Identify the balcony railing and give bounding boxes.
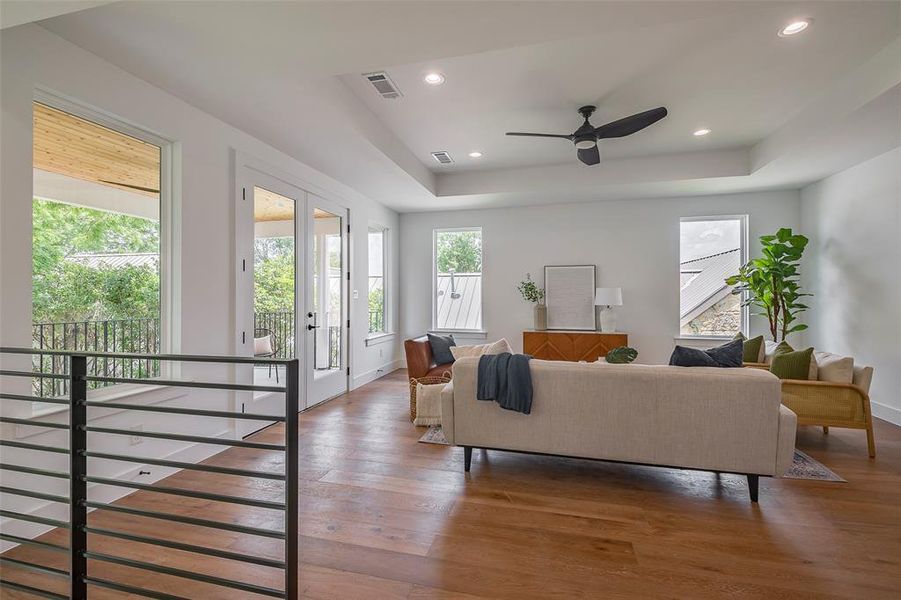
[32,318,161,398]
[368,309,384,334]
[254,310,295,359]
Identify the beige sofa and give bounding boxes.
[441,357,797,502]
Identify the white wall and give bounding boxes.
[0,24,401,547]
[801,147,901,425]
[400,190,800,365]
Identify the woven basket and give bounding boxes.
[409,375,451,422]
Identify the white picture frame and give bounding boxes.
[544,265,596,330]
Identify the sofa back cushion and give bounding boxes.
[814,351,854,384]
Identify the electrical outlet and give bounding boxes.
[129,425,143,446]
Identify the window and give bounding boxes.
[32,100,168,398]
[679,216,747,337]
[433,228,482,332]
[368,226,387,335]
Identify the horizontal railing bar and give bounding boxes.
[1,346,293,365]
[0,533,69,553]
[0,416,68,429]
[85,551,287,597]
[83,476,285,510]
[83,451,285,480]
[84,426,286,450]
[0,485,69,504]
[82,501,285,539]
[0,463,69,479]
[0,509,69,529]
[0,556,69,578]
[0,440,69,454]
[85,576,190,600]
[85,375,284,393]
[0,369,68,380]
[0,393,68,405]
[0,578,68,600]
[84,526,286,570]
[85,401,285,422]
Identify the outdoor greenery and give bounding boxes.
[436,230,481,273]
[254,238,295,313]
[516,273,545,304]
[725,227,811,342]
[32,199,160,323]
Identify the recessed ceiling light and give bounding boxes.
[779,19,811,37]
[693,128,711,137]
[468,151,483,158]
[423,72,445,86]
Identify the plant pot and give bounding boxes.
[533,304,547,331]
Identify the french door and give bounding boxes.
[235,167,348,427]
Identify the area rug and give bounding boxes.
[782,449,846,482]
[418,425,449,445]
[418,427,845,482]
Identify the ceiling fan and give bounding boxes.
[506,105,668,166]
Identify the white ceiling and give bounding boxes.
[36,1,901,212]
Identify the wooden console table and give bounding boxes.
[523,330,628,362]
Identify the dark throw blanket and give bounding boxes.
[477,352,533,414]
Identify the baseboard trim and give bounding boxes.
[352,359,403,389]
[872,400,901,426]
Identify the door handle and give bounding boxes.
[307,324,319,330]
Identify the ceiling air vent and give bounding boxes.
[364,71,402,99]
[431,151,453,165]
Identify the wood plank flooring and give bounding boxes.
[3,369,900,599]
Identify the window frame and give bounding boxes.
[431,226,485,334]
[677,214,749,339]
[31,90,178,411]
[366,223,389,339]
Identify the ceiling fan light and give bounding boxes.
[574,138,597,150]
[779,19,811,37]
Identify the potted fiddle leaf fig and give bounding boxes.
[725,228,811,342]
[517,273,547,331]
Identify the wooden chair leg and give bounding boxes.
[866,424,876,458]
[822,426,829,435]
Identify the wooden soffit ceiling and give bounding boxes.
[33,102,160,198]
[253,187,336,222]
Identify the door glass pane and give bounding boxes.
[313,208,342,372]
[253,187,295,383]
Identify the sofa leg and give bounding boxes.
[822,426,829,435]
[464,446,472,472]
[747,474,759,503]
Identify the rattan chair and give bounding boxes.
[254,328,279,383]
[745,362,876,457]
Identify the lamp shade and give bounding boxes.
[594,287,622,306]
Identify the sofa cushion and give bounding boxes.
[428,333,456,365]
[853,365,874,394]
[734,332,765,363]
[770,342,815,380]
[450,338,512,360]
[814,351,854,384]
[669,338,743,368]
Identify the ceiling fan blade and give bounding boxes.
[593,107,667,139]
[577,146,600,166]
[99,179,160,194]
[506,132,574,140]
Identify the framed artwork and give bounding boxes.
[544,265,596,330]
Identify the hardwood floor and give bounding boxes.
[3,369,900,599]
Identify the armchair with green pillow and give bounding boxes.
[744,339,876,457]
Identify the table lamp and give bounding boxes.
[594,287,623,333]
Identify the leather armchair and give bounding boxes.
[404,336,453,380]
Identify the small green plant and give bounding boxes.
[517,273,545,304]
[606,346,638,364]
[725,227,811,342]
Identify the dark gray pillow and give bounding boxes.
[428,333,456,364]
[669,338,743,368]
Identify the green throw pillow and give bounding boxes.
[769,342,814,380]
[732,332,764,363]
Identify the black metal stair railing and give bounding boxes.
[0,347,299,599]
